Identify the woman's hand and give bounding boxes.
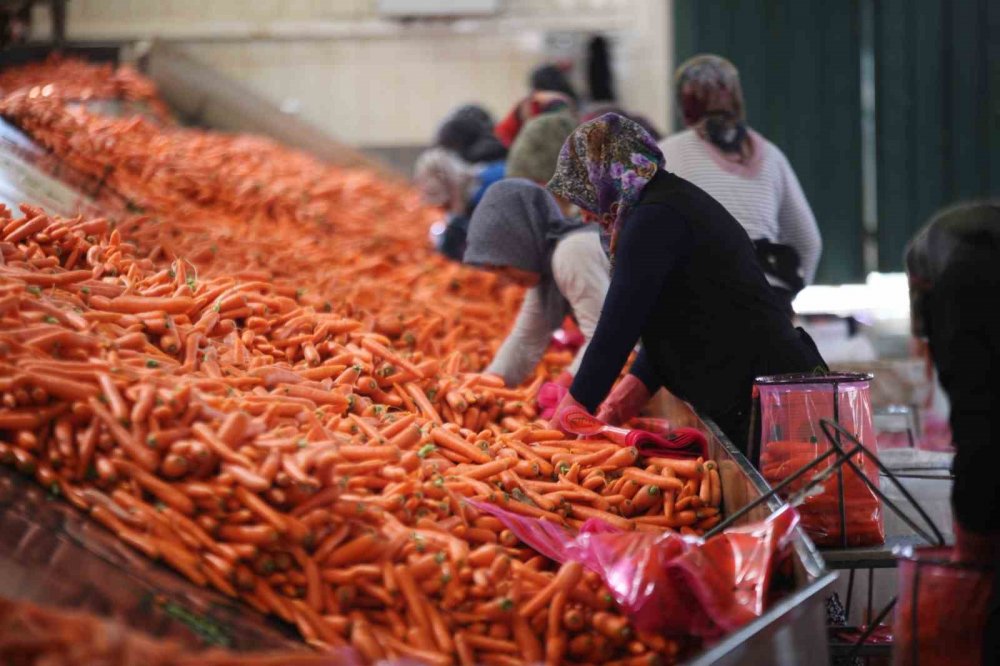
[595,374,651,425]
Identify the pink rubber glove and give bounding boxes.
[595,374,651,426]
[537,381,569,420]
[537,372,575,419]
[548,390,589,434]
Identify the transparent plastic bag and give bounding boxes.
[757,375,885,547]
[471,499,800,639]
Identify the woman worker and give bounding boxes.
[463,177,609,389]
[905,202,1000,558]
[661,55,822,311]
[417,104,508,260]
[904,201,1000,660]
[546,113,826,450]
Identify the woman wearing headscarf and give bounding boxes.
[546,113,826,450]
[530,63,578,103]
[413,148,475,260]
[419,104,508,260]
[904,201,1000,661]
[464,179,609,388]
[436,104,507,164]
[505,111,578,185]
[661,55,822,311]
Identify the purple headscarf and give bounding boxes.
[546,112,664,256]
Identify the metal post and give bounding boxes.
[859,0,879,274]
[833,380,848,548]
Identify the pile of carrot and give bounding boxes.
[0,61,725,665]
[0,54,172,122]
[0,87,553,393]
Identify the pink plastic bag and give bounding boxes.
[757,374,885,547]
[470,500,800,638]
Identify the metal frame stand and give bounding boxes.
[709,418,945,664]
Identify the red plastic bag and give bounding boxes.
[470,500,800,639]
[757,375,885,547]
[893,547,996,666]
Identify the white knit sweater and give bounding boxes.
[487,230,610,386]
[659,129,822,285]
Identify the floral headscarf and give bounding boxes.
[546,112,664,256]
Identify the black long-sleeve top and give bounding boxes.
[926,246,1000,533]
[569,170,825,446]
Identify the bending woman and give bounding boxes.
[546,113,825,450]
[464,179,609,387]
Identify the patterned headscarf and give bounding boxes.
[546,113,664,256]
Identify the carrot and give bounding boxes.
[5,214,47,242]
[709,464,722,507]
[3,268,93,285]
[234,485,287,533]
[394,564,433,640]
[622,468,685,492]
[88,398,159,472]
[465,634,519,653]
[649,457,704,478]
[431,427,491,464]
[96,373,128,422]
[129,384,157,425]
[593,611,633,645]
[570,504,633,531]
[217,411,250,446]
[520,560,583,619]
[523,429,567,443]
[218,524,279,546]
[603,446,640,468]
[511,610,543,663]
[662,488,676,521]
[361,337,425,378]
[455,631,477,666]
[113,459,195,515]
[191,422,254,468]
[350,617,387,662]
[326,533,383,567]
[91,294,195,315]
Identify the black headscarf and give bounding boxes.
[530,64,578,103]
[436,104,507,163]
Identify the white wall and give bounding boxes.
[36,0,673,148]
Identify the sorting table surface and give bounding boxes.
[0,466,303,652]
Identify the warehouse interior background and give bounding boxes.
[26,0,999,284]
